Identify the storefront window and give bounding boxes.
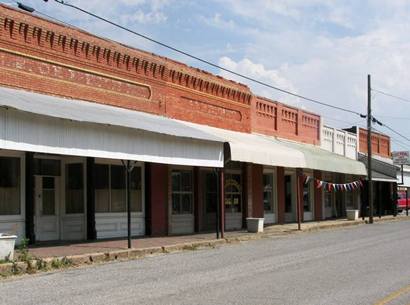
[324,190,332,208]
[303,183,312,212]
[95,164,142,213]
[65,163,84,214]
[225,173,242,213]
[171,170,193,214]
[95,164,109,213]
[345,191,354,209]
[263,174,274,212]
[205,172,217,214]
[111,165,126,212]
[0,157,20,215]
[285,175,292,213]
[130,168,142,212]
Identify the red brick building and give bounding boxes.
[0,5,367,244]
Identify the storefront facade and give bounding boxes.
[0,4,370,245]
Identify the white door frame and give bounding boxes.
[224,168,243,230]
[263,167,277,224]
[200,168,217,231]
[61,157,87,240]
[323,173,335,219]
[303,170,315,221]
[34,175,61,241]
[285,169,296,223]
[169,166,195,235]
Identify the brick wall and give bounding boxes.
[0,5,326,141]
[148,163,168,236]
[0,5,252,132]
[251,96,321,145]
[250,164,264,218]
[358,128,391,158]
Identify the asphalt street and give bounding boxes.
[1,220,410,305]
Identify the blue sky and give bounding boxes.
[3,0,410,150]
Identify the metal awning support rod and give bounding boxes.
[121,160,138,249]
[214,168,220,239]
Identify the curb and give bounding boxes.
[1,216,408,278]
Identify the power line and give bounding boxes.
[37,0,363,117]
[373,127,410,151]
[11,0,410,146]
[372,88,410,104]
[374,115,410,121]
[381,123,410,142]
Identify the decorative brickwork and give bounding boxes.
[251,96,321,144]
[358,128,391,158]
[0,4,323,139]
[0,5,252,132]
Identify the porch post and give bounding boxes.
[296,168,303,230]
[126,160,131,249]
[215,169,220,239]
[219,169,225,238]
[25,152,35,244]
[86,157,97,240]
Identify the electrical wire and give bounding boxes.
[44,0,364,116]
[372,88,410,104]
[9,0,410,145]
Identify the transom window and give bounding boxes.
[0,157,20,215]
[225,173,242,213]
[94,164,142,213]
[171,170,193,214]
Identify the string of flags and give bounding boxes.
[303,175,364,192]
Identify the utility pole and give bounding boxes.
[367,74,374,224]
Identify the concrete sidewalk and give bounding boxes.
[27,214,406,259]
[1,215,407,277]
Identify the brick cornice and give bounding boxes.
[0,5,252,106]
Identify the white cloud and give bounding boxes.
[199,13,237,30]
[218,57,301,106]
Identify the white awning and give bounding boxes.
[276,138,367,176]
[183,122,306,168]
[183,122,367,175]
[0,87,224,167]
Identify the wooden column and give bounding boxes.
[314,170,323,221]
[242,163,248,228]
[25,152,35,244]
[194,167,200,232]
[86,157,97,240]
[277,167,285,224]
[219,169,225,238]
[251,164,264,218]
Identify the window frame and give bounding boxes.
[203,170,217,215]
[263,168,277,214]
[303,170,315,213]
[170,168,194,215]
[224,169,242,214]
[64,162,85,215]
[0,151,25,221]
[94,159,144,215]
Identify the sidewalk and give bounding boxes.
[27,214,406,259]
[1,215,407,277]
